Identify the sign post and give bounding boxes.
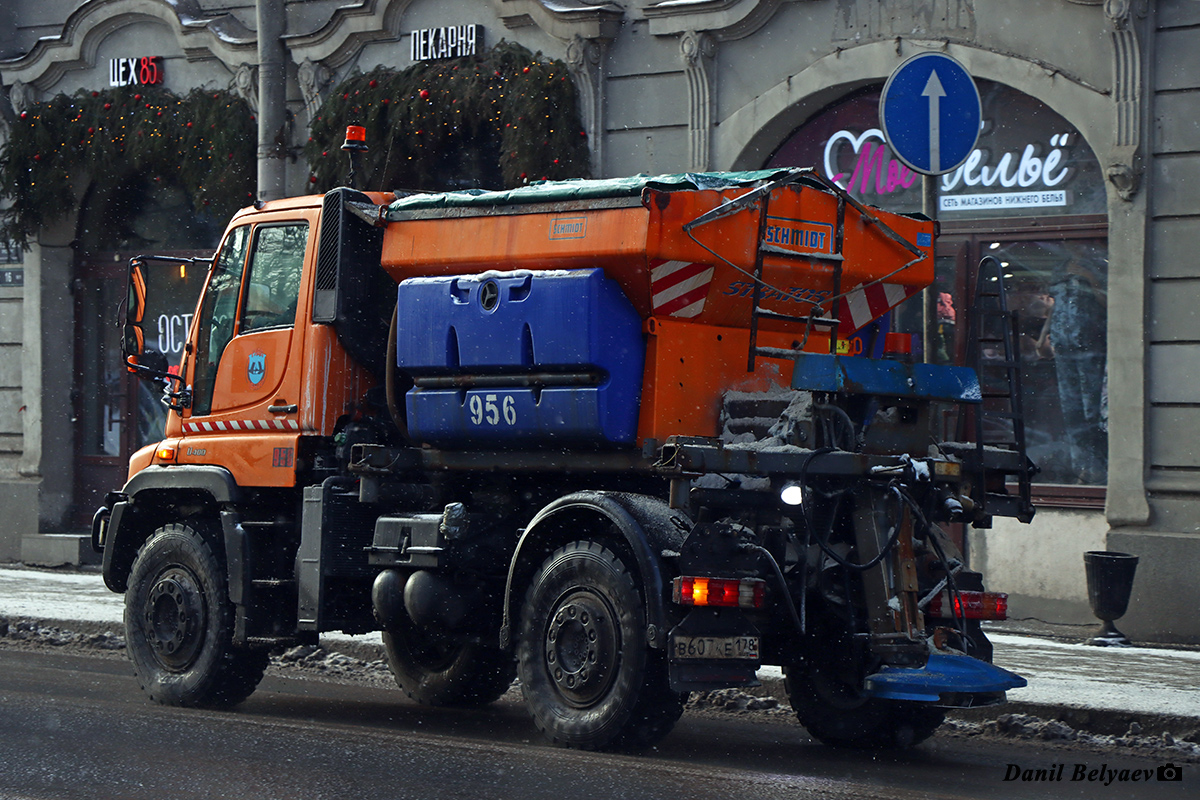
[880,52,980,364]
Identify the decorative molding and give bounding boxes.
[0,0,255,90]
[231,63,259,115]
[8,80,38,114]
[566,34,608,175]
[830,0,975,43]
[1106,0,1145,201]
[497,0,624,40]
[646,0,794,41]
[1104,0,1136,24]
[298,59,334,125]
[282,0,409,69]
[680,30,716,171]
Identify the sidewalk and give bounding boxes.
[3,564,1199,737]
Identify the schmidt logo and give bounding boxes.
[549,216,587,240]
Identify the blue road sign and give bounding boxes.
[879,52,981,176]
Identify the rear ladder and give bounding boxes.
[959,255,1037,523]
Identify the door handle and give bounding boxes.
[268,403,298,414]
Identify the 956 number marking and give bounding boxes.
[672,635,760,660]
[468,393,517,427]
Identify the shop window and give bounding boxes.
[896,232,1109,489]
[989,237,1108,486]
[768,79,1110,500]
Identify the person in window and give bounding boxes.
[934,291,956,364]
[1045,256,1107,484]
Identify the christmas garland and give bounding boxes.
[0,87,255,248]
[0,42,587,248]
[305,41,589,192]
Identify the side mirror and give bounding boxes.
[119,255,210,412]
[123,259,148,369]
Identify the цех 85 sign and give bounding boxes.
[109,57,163,87]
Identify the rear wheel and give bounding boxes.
[124,523,268,707]
[785,665,945,749]
[517,540,682,751]
[382,614,516,707]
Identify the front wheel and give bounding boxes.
[517,540,682,751]
[124,523,268,708]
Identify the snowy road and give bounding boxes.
[2,566,1199,724]
[0,646,1194,800]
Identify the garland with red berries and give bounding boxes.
[0,86,255,248]
[0,42,588,248]
[305,41,589,192]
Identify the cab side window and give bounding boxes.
[240,224,308,332]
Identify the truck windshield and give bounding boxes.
[191,225,251,416]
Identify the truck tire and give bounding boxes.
[381,617,516,707]
[784,666,945,749]
[124,523,268,708]
[517,540,683,751]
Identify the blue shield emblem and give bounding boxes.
[248,351,267,385]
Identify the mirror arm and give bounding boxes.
[126,356,192,411]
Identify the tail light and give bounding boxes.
[672,576,766,609]
[925,590,1008,620]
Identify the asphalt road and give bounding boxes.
[0,646,1193,800]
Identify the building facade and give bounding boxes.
[1,0,1196,641]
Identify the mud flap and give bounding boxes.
[667,607,761,693]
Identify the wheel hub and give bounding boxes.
[143,567,206,671]
[544,591,618,707]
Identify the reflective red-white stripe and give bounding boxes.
[182,419,300,434]
[651,260,714,318]
[837,282,920,336]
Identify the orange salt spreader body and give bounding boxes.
[372,169,934,445]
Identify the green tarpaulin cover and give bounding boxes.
[382,169,801,217]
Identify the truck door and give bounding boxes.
[179,216,314,485]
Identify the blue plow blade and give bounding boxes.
[864,653,1027,703]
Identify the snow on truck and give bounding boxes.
[93,152,1037,751]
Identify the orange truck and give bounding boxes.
[94,162,1035,750]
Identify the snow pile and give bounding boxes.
[1,619,125,650]
[276,644,391,679]
[685,687,789,716]
[944,713,1200,762]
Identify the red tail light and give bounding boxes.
[672,576,766,609]
[926,590,1008,620]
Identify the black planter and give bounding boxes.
[1083,551,1139,647]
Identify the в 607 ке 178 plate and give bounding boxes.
[671,635,760,660]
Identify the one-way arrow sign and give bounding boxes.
[880,52,980,176]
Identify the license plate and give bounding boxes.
[671,635,760,660]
